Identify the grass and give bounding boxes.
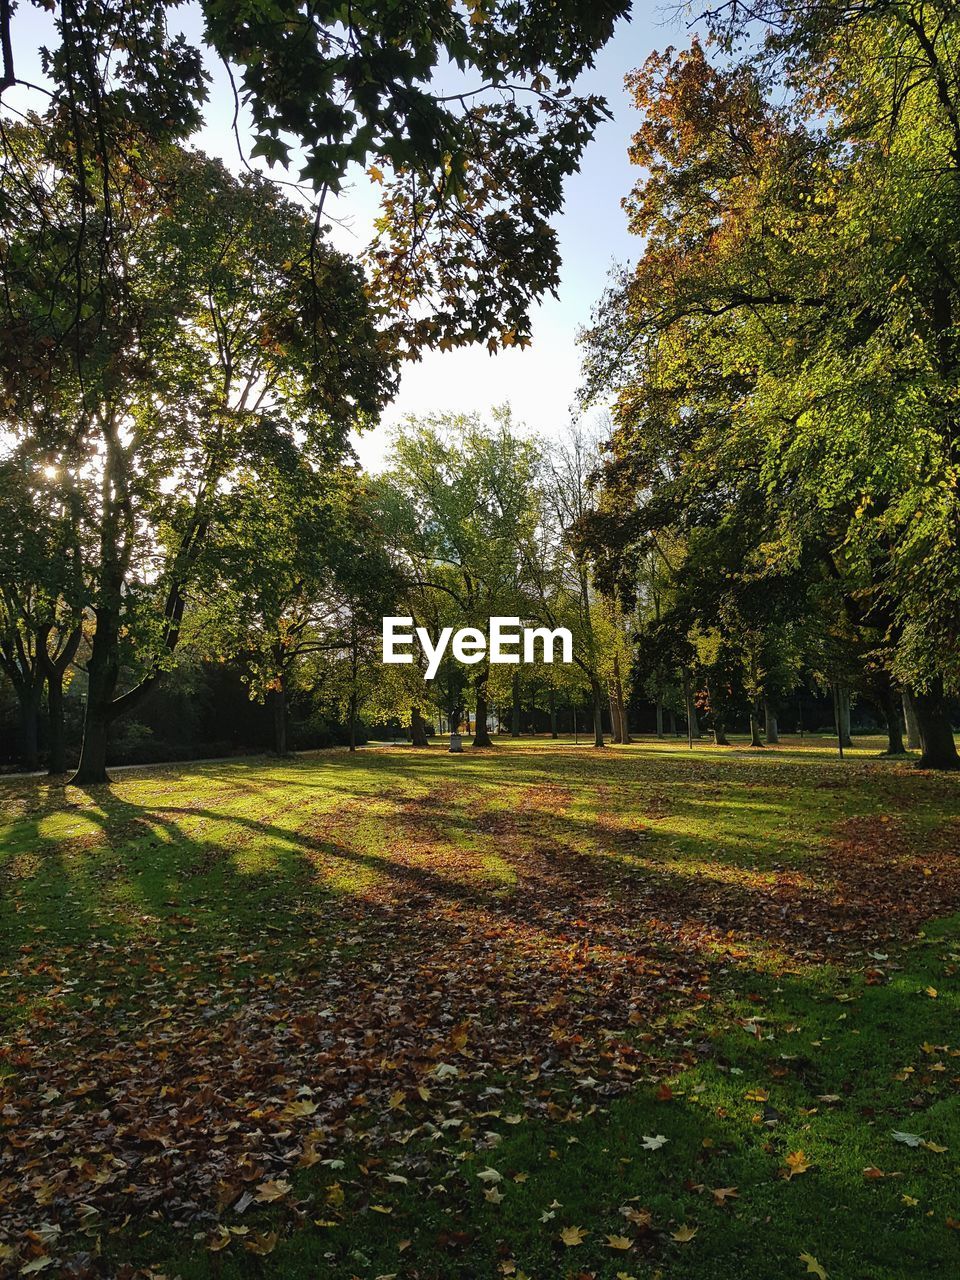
[1,735,959,1280]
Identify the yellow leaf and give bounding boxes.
[560,1225,587,1246]
[255,1178,291,1203]
[368,165,384,183]
[605,1234,634,1250]
[799,1252,827,1280]
[925,987,938,998]
[671,1223,698,1242]
[244,1232,279,1256]
[784,1151,813,1178]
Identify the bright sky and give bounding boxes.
[7,3,689,468]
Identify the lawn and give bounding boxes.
[1,738,959,1280]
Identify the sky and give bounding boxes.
[6,3,691,469]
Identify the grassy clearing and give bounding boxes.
[1,737,959,1279]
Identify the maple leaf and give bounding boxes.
[641,1133,668,1150]
[605,1234,634,1250]
[560,1225,587,1246]
[784,1150,813,1178]
[244,1232,279,1255]
[254,1178,291,1203]
[477,1167,502,1183]
[620,1205,652,1227]
[671,1223,698,1243]
[484,1186,505,1204]
[711,1186,738,1204]
[799,1252,827,1279]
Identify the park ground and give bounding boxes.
[1,737,959,1280]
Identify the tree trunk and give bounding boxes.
[713,721,730,746]
[749,702,764,747]
[272,685,288,756]
[608,690,623,743]
[590,675,605,748]
[47,670,67,775]
[411,706,429,747]
[837,686,853,748]
[879,683,905,756]
[903,689,921,750]
[655,697,664,739]
[40,625,81,777]
[510,672,521,737]
[764,700,779,745]
[18,684,42,772]
[684,676,702,739]
[548,687,558,739]
[473,666,492,747]
[71,604,122,785]
[667,706,677,736]
[348,689,358,753]
[613,653,631,743]
[913,679,960,770]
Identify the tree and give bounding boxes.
[381,410,540,749]
[0,453,85,772]
[0,130,395,783]
[580,24,960,766]
[1,0,632,360]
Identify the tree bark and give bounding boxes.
[40,624,81,776]
[837,686,853,748]
[348,689,358,753]
[903,689,921,750]
[548,687,558,739]
[71,603,122,784]
[913,679,960,770]
[473,665,492,747]
[749,702,764,747]
[613,653,631,743]
[590,675,605,748]
[764,700,779,745]
[411,706,429,747]
[18,684,42,772]
[510,671,521,737]
[655,697,664,739]
[879,685,905,756]
[666,706,677,736]
[47,670,66,775]
[608,689,623,743]
[684,676,702,739]
[713,721,730,746]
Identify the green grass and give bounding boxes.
[1,736,959,1279]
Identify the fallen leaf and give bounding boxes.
[605,1234,634,1250]
[560,1225,587,1246]
[799,1252,827,1280]
[784,1151,813,1178]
